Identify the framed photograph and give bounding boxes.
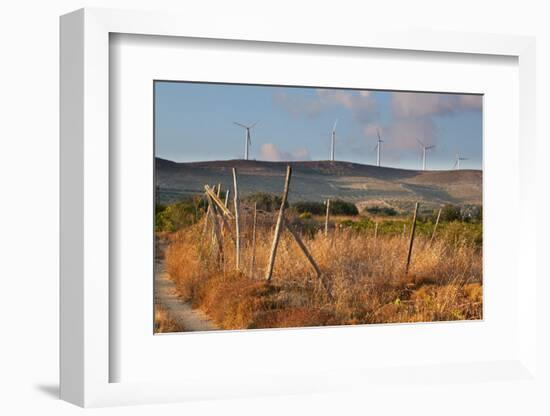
[153,81,483,334]
[60,8,538,408]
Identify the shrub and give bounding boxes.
[292,201,326,215]
[440,204,461,222]
[330,199,359,216]
[364,206,398,216]
[461,205,482,223]
[243,192,286,212]
[440,221,482,248]
[155,198,204,232]
[292,199,358,216]
[340,216,374,232]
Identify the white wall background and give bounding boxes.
[0,1,548,415]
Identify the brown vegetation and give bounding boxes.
[164,210,482,330]
[154,303,185,333]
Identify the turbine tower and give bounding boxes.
[416,139,436,171]
[453,153,468,170]
[330,119,338,161]
[374,129,384,167]
[233,121,257,160]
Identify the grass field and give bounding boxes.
[159,200,482,331]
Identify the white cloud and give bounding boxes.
[272,91,324,118]
[316,89,377,123]
[385,118,436,152]
[353,92,483,161]
[316,89,355,108]
[272,88,481,162]
[272,88,378,124]
[258,143,311,161]
[391,92,482,118]
[363,123,382,138]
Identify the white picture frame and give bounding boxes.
[60,7,538,408]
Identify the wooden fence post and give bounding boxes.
[232,168,241,271]
[324,199,331,237]
[430,208,442,244]
[203,184,215,237]
[206,194,224,266]
[203,203,211,236]
[405,202,420,275]
[374,222,379,239]
[250,202,257,277]
[208,184,217,242]
[204,185,234,219]
[286,223,331,299]
[224,189,230,208]
[265,166,292,282]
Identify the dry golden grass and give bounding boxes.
[154,304,184,333]
[164,213,482,330]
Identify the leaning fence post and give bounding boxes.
[208,184,217,242]
[265,166,292,282]
[224,189,230,208]
[203,202,211,236]
[405,202,420,275]
[232,168,241,271]
[324,199,331,237]
[430,208,442,244]
[250,202,257,277]
[206,194,224,266]
[286,223,332,299]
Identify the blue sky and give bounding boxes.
[154,81,482,170]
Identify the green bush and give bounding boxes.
[292,201,325,215]
[330,200,359,216]
[461,205,482,223]
[440,204,461,222]
[440,221,483,248]
[364,206,398,216]
[243,192,286,212]
[292,199,358,216]
[340,217,374,232]
[155,198,205,232]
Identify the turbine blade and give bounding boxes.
[250,121,258,129]
[426,145,436,150]
[453,160,458,169]
[416,138,425,147]
[377,129,381,140]
[233,122,247,128]
[332,119,338,132]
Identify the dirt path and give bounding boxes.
[155,256,219,332]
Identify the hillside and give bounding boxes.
[156,158,482,210]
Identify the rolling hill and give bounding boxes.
[156,158,482,211]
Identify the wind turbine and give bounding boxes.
[416,139,436,171]
[374,129,384,167]
[233,121,257,160]
[330,119,338,161]
[453,153,468,170]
